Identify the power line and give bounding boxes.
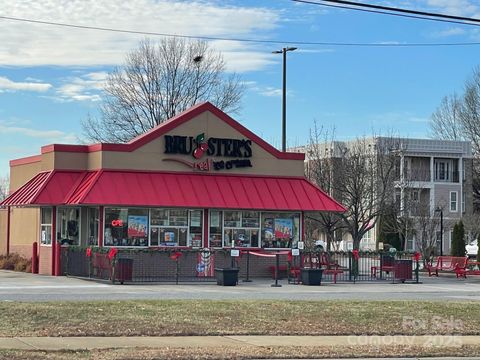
[1,14,480,47]
[293,0,480,27]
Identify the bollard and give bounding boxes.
[54,241,61,276]
[271,253,282,287]
[32,242,38,274]
[243,251,252,282]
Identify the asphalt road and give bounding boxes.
[3,270,480,360]
[1,270,480,302]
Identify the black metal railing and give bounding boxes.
[64,247,420,284]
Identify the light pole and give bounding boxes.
[435,207,443,256]
[272,47,297,152]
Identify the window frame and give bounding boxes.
[450,191,458,212]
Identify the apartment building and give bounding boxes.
[301,137,473,253]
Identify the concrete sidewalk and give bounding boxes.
[0,335,479,351]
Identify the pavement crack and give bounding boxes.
[14,337,39,350]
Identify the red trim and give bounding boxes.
[38,102,305,160]
[55,241,61,276]
[95,167,309,180]
[6,207,10,255]
[32,242,38,274]
[203,209,208,248]
[98,206,104,247]
[10,155,42,167]
[301,212,305,241]
[51,206,56,276]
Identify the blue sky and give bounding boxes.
[1,0,480,175]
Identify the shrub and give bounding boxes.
[0,254,32,273]
[451,221,465,257]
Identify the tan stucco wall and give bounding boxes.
[10,161,42,192]
[53,152,89,170]
[10,208,39,246]
[100,111,304,176]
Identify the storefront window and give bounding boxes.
[149,208,202,247]
[223,211,260,247]
[261,212,300,249]
[189,210,203,248]
[57,207,80,246]
[104,208,149,246]
[40,207,52,245]
[87,207,99,246]
[209,210,223,248]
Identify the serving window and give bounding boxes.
[261,212,300,249]
[57,207,80,246]
[104,207,203,247]
[223,211,260,248]
[104,208,149,246]
[40,207,53,245]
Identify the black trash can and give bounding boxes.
[115,258,133,284]
[301,268,323,286]
[394,259,412,283]
[214,268,239,286]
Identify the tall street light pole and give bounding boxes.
[273,47,297,152]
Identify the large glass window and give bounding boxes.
[189,210,203,248]
[87,207,99,246]
[223,211,260,247]
[104,208,149,246]
[149,208,203,247]
[58,207,80,246]
[209,210,223,247]
[261,212,300,249]
[40,207,52,245]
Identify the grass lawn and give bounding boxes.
[0,300,478,337]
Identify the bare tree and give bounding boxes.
[413,203,440,266]
[0,175,9,201]
[82,38,244,143]
[306,133,400,251]
[430,66,480,210]
[305,123,346,251]
[335,137,399,250]
[429,94,464,141]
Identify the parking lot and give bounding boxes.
[1,270,480,302]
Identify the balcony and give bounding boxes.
[434,170,459,183]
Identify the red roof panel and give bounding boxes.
[0,171,86,207]
[2,170,345,212]
[70,171,345,212]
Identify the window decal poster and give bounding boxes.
[127,215,148,237]
[264,218,274,240]
[274,218,293,239]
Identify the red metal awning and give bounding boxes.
[0,170,86,207]
[2,170,345,212]
[67,170,345,212]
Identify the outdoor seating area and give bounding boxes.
[426,256,468,278]
[64,247,420,285]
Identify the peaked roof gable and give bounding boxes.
[39,102,304,160]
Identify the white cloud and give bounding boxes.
[0,122,77,142]
[0,76,51,92]
[0,0,280,73]
[56,72,107,102]
[425,0,480,17]
[245,81,293,98]
[431,27,466,37]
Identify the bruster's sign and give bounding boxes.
[163,133,253,171]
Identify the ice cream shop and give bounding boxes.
[0,102,344,279]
